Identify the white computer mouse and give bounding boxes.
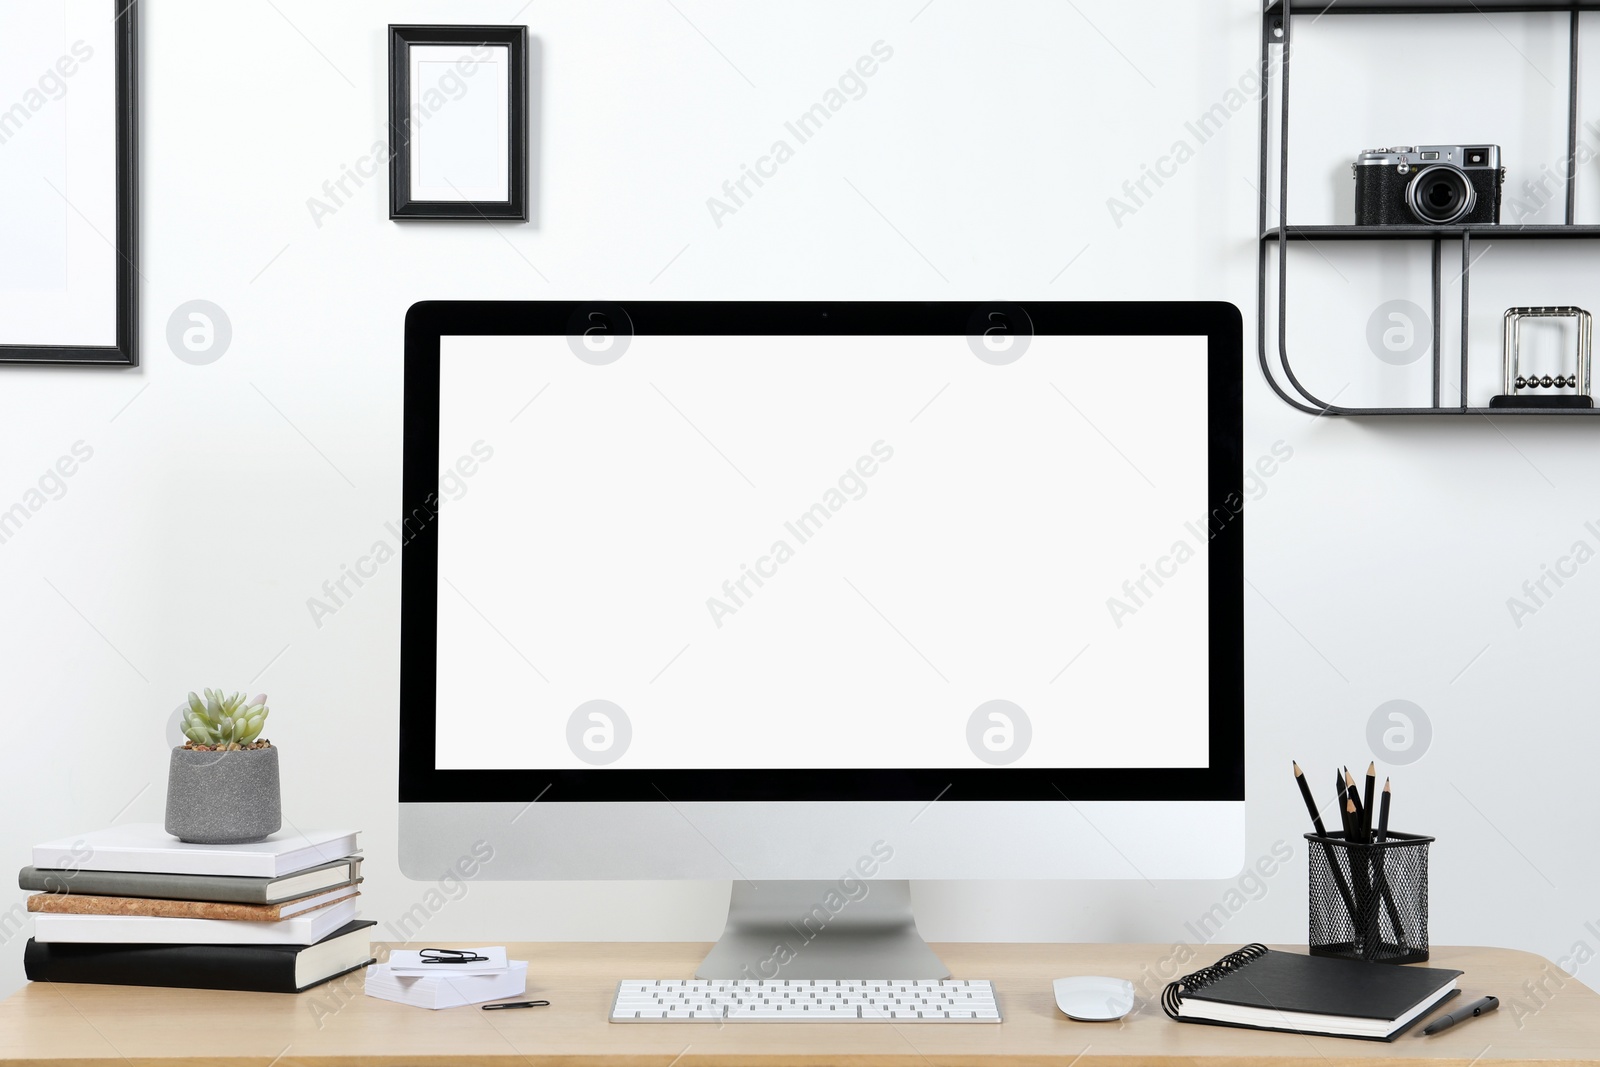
[1053,976,1137,1021]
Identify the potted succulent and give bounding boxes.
[164,690,281,844]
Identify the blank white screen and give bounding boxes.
[434,334,1211,770]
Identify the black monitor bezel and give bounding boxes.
[400,301,1243,803]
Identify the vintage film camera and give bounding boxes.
[1353,145,1504,226]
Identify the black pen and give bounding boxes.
[483,999,550,1010]
[1421,995,1498,1035]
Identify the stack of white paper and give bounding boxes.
[364,948,526,1009]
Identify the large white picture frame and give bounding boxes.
[0,0,137,366]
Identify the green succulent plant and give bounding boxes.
[180,689,270,749]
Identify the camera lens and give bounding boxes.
[1405,164,1476,224]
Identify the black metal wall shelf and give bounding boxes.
[1267,1,1600,14]
[1259,0,1600,415]
[1268,224,1600,241]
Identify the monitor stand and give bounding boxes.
[695,880,950,980]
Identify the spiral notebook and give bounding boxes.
[1162,945,1462,1041]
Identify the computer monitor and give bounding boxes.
[399,301,1243,978]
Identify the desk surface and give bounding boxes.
[0,942,1594,1066]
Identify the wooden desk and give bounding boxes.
[0,943,1595,1066]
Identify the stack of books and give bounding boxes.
[19,824,374,993]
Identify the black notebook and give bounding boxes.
[1162,944,1462,1041]
[23,919,375,994]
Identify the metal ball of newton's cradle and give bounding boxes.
[1516,375,1577,389]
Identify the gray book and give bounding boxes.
[18,856,361,906]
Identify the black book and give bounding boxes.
[23,919,375,994]
[1162,944,1462,1041]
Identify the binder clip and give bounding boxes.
[1490,306,1593,408]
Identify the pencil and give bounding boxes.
[1363,762,1377,840]
[1375,778,1391,844]
[1344,768,1366,842]
[1347,797,1379,957]
[1372,778,1405,945]
[1335,772,1350,836]
[1292,761,1328,835]
[1294,762,1359,923]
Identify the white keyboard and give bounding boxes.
[609,978,1001,1022]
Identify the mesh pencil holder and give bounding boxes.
[1305,831,1432,965]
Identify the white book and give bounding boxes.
[32,824,359,878]
[32,898,358,945]
[364,960,528,1009]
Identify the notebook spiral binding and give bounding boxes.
[1160,943,1269,1019]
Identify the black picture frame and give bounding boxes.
[388,25,527,221]
[399,301,1244,804]
[0,1,139,367]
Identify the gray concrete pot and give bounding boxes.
[164,745,282,844]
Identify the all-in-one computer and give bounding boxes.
[399,301,1243,988]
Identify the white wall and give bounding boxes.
[2,0,1596,998]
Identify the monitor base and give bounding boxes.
[696,880,950,980]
